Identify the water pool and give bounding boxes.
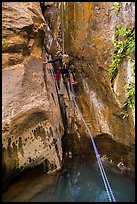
[3,156,135,202]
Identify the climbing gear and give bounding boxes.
[72,81,78,85]
[56,50,62,56]
[69,70,116,202]
[61,2,65,54]
[62,54,69,68]
[33,22,45,32]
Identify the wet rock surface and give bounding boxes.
[94,135,135,178]
[62,2,135,147]
[2,165,59,202]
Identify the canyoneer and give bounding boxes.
[43,50,78,85]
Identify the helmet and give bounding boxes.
[56,50,62,56]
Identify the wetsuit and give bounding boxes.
[48,55,69,75]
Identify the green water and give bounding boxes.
[2,156,135,202]
[30,157,135,202]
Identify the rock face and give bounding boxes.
[2,2,64,189]
[2,2,46,68]
[2,2,135,190]
[2,2,92,190]
[2,55,65,189]
[62,2,135,146]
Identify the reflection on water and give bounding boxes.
[2,156,135,202]
[49,157,135,202]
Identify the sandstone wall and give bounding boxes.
[2,2,64,189]
[2,2,135,189]
[62,2,135,146]
[2,2,91,190]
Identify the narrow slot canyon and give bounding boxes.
[2,2,135,202]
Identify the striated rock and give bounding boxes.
[61,2,135,146]
[2,2,88,191]
[2,2,46,68]
[2,2,135,191]
[2,2,61,187]
[2,55,65,190]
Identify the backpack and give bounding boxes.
[62,54,69,68]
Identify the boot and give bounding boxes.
[72,81,78,85]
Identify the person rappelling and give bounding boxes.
[43,50,78,85]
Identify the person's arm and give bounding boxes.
[43,56,61,64]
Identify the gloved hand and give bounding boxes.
[43,61,48,64]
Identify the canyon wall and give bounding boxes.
[2,2,135,189]
[62,2,135,145]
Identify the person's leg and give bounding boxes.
[61,69,68,83]
[70,73,78,84]
[54,69,61,81]
[62,74,67,83]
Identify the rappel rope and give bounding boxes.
[69,71,116,202]
[61,4,116,202]
[61,2,65,54]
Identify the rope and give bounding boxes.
[69,71,116,202]
[61,2,65,54]
[60,3,116,201]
